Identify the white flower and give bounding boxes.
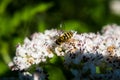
[9,24,120,73]
[110,0,120,16]
[10,30,63,70]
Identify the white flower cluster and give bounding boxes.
[57,24,120,68]
[9,24,120,79]
[9,29,63,70]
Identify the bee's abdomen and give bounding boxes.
[56,31,73,45]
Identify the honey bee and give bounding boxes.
[56,31,73,45]
[107,45,116,56]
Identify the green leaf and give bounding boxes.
[45,65,66,80]
[0,62,8,75]
[96,66,100,73]
[62,20,89,33]
[0,2,53,37]
[0,42,11,64]
[38,20,46,32]
[0,0,12,14]
[12,2,53,23]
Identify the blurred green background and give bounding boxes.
[0,0,120,79]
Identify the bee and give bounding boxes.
[56,31,73,45]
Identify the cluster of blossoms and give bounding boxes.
[9,29,62,70]
[9,24,120,80]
